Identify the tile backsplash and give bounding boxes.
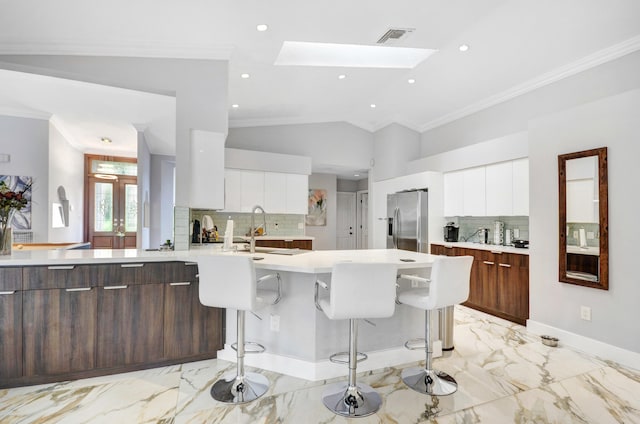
[190,210,305,239]
[566,222,599,248]
[445,216,530,245]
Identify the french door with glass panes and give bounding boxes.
[87,176,137,249]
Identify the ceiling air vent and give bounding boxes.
[376,28,415,44]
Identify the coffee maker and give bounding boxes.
[443,222,459,242]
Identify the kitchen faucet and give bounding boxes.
[250,205,267,253]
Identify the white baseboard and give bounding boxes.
[217,341,442,381]
[527,320,640,371]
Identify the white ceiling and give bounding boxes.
[0,0,639,168]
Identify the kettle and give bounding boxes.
[477,227,489,244]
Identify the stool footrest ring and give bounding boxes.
[404,338,427,351]
[231,341,266,354]
[329,351,368,364]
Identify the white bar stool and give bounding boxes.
[197,255,281,404]
[397,255,473,396]
[314,262,397,418]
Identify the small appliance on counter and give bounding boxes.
[444,222,459,242]
[478,227,489,244]
[513,239,529,248]
[493,221,504,245]
[191,219,201,243]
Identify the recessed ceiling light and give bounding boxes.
[354,174,360,177]
[370,104,376,108]
[338,74,346,80]
[256,24,268,32]
[100,137,112,144]
[459,44,470,52]
[407,78,416,84]
[275,41,437,69]
[231,104,239,108]
[241,73,250,79]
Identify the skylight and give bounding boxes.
[274,41,437,69]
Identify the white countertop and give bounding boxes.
[236,235,314,241]
[0,247,435,274]
[567,245,599,256]
[431,241,530,255]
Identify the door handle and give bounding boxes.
[393,207,399,248]
[483,261,495,265]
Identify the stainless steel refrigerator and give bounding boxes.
[386,189,429,253]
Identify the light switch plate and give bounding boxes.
[298,222,304,229]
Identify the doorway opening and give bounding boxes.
[84,155,138,249]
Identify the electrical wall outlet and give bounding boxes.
[587,231,595,239]
[411,280,420,288]
[580,306,592,321]
[270,314,280,332]
[298,222,304,230]
[513,228,520,238]
[573,231,579,239]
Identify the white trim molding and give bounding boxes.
[0,40,235,60]
[217,341,442,381]
[527,320,640,372]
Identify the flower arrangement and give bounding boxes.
[1,179,32,254]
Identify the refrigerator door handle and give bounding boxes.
[393,207,399,248]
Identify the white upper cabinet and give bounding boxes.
[443,158,529,217]
[264,172,287,213]
[285,174,309,215]
[485,161,513,216]
[463,167,486,216]
[189,130,225,210]
[512,158,529,215]
[240,170,264,212]
[443,171,464,216]
[225,170,308,214]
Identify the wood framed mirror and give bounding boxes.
[558,147,608,290]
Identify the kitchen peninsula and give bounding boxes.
[0,247,435,387]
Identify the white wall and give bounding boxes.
[420,51,640,156]
[529,89,640,356]
[306,173,337,250]
[149,154,175,248]
[0,115,49,242]
[0,55,228,208]
[48,121,84,242]
[227,122,372,174]
[137,130,151,249]
[372,123,420,182]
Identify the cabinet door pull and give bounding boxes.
[184,262,197,266]
[48,265,75,270]
[490,251,503,254]
[284,239,294,242]
[169,282,191,286]
[120,263,144,268]
[445,246,453,249]
[0,290,16,295]
[483,261,495,265]
[65,287,92,292]
[499,263,512,268]
[104,285,128,290]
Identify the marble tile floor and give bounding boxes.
[1,306,639,423]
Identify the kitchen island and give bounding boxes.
[0,248,436,386]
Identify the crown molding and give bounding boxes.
[229,116,376,132]
[0,40,235,60]
[370,117,421,133]
[420,34,640,132]
[0,107,51,120]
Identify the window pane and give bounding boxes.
[91,160,137,176]
[125,184,137,232]
[94,183,113,232]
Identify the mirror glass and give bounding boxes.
[558,147,608,289]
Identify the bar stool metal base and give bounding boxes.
[210,371,269,404]
[401,367,458,396]
[321,382,382,418]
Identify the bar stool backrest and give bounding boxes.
[325,262,397,320]
[426,256,473,310]
[197,255,257,311]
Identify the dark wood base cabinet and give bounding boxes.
[0,261,224,389]
[255,239,312,250]
[431,244,529,325]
